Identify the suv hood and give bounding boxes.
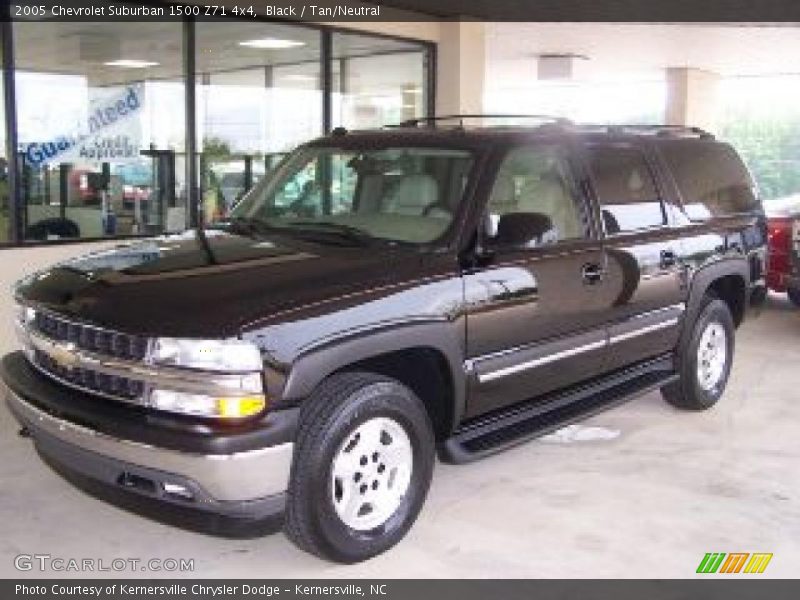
[16,229,425,338]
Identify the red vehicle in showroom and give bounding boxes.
[766,195,800,306]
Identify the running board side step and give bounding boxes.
[440,355,677,464]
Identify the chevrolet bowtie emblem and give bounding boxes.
[49,342,79,370]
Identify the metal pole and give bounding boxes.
[2,16,22,243]
[321,30,332,134]
[183,18,199,230]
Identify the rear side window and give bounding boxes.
[659,140,760,220]
[586,144,666,234]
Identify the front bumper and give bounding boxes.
[2,363,294,522]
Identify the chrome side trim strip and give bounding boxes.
[634,302,685,318]
[3,379,292,502]
[609,318,679,345]
[478,339,607,384]
[17,322,261,397]
[473,305,684,384]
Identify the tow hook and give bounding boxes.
[18,426,30,438]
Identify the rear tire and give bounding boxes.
[661,296,734,410]
[284,372,435,563]
[788,287,800,307]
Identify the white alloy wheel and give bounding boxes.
[330,416,413,531]
[697,321,728,391]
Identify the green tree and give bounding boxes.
[202,137,232,158]
[720,113,800,201]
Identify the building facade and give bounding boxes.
[0,13,435,245]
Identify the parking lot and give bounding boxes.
[2,292,797,578]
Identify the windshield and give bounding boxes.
[225,145,475,244]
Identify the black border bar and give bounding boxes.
[6,0,800,22]
[4,579,800,600]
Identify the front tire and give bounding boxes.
[661,296,734,410]
[284,372,435,563]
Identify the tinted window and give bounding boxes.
[230,146,474,244]
[587,145,665,233]
[659,140,760,220]
[486,145,585,247]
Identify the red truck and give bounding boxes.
[766,195,800,306]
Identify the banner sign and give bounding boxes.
[22,83,144,168]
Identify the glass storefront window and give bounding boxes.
[196,21,321,222]
[0,26,7,243]
[13,20,186,242]
[332,32,428,130]
[1,19,430,245]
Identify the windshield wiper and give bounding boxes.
[217,216,275,237]
[218,217,374,246]
[282,221,373,246]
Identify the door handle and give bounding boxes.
[581,262,604,285]
[660,249,678,269]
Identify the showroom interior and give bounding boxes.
[1,1,799,577]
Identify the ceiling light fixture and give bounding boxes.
[238,38,306,49]
[104,59,160,69]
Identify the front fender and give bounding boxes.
[679,257,749,353]
[241,269,468,429]
[279,320,467,429]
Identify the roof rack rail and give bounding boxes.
[389,114,573,129]
[601,124,715,139]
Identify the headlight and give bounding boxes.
[14,303,36,326]
[150,389,266,419]
[149,338,267,418]
[151,337,262,372]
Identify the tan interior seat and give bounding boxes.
[487,174,517,214]
[518,176,581,240]
[382,174,440,216]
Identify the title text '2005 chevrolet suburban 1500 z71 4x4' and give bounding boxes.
[2,116,767,563]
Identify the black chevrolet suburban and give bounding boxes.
[3,116,767,563]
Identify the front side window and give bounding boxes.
[486,145,585,248]
[228,146,474,245]
[587,144,666,234]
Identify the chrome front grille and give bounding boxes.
[33,349,145,401]
[22,309,150,404]
[33,311,148,361]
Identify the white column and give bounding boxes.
[665,67,722,133]
[436,21,486,116]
